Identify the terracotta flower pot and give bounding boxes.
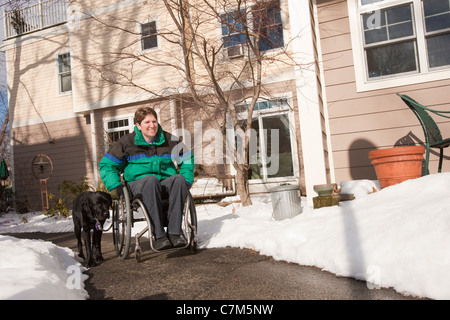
[368,146,425,189]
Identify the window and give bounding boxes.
[220,0,284,58]
[423,0,450,68]
[104,116,134,145]
[363,3,417,78]
[253,0,284,51]
[221,10,247,58]
[141,21,158,51]
[236,98,295,181]
[57,53,71,93]
[349,0,450,90]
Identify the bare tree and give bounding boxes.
[0,0,40,146]
[73,0,295,206]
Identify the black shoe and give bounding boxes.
[154,235,172,250]
[169,234,187,248]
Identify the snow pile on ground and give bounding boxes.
[0,235,88,299]
[1,173,450,300]
[196,174,450,300]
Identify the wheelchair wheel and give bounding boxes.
[183,193,198,254]
[112,187,132,259]
[131,196,154,256]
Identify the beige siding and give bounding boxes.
[71,1,185,111]
[71,1,295,113]
[12,117,94,211]
[6,32,72,124]
[3,27,90,210]
[317,0,450,182]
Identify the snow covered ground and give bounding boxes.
[1,173,450,300]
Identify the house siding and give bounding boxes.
[12,116,93,211]
[71,1,187,112]
[70,0,296,113]
[6,31,72,125]
[317,0,450,182]
[3,26,97,210]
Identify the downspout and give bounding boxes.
[90,111,99,188]
[312,0,335,183]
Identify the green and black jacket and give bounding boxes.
[99,124,194,191]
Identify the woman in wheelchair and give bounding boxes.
[99,106,194,251]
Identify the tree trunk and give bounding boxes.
[234,163,252,206]
[0,114,9,147]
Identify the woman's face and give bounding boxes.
[137,114,158,141]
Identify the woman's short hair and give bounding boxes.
[134,107,158,124]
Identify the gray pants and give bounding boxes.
[129,174,188,239]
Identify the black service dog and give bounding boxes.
[72,191,112,267]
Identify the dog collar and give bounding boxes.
[95,220,103,231]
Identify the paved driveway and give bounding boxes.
[10,232,423,301]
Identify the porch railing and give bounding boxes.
[3,0,68,39]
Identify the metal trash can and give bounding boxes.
[269,184,302,221]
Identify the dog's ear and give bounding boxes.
[81,196,92,216]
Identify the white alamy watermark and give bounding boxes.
[171,121,280,175]
[66,265,84,290]
[365,10,382,30]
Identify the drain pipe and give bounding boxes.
[90,111,99,188]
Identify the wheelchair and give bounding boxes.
[111,184,198,262]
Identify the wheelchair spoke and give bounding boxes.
[112,189,198,260]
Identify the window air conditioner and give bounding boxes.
[226,45,244,58]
